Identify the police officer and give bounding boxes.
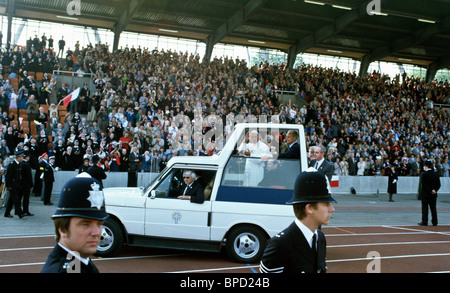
[4,150,25,218]
[260,168,336,273]
[20,151,34,216]
[418,160,441,226]
[41,173,108,273]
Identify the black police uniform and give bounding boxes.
[20,153,34,215]
[420,162,441,226]
[4,151,24,218]
[260,169,336,273]
[41,244,100,273]
[260,222,327,273]
[41,173,108,273]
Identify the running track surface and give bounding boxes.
[0,224,449,273]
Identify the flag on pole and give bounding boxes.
[62,87,81,108]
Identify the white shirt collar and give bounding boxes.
[294,218,318,249]
[314,157,324,169]
[58,243,90,265]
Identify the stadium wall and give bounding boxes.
[47,171,450,196]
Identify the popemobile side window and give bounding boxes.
[152,168,189,198]
[221,128,301,190]
[152,168,216,200]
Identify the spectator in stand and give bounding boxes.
[57,37,65,58]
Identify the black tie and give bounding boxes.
[312,234,317,254]
[312,233,318,271]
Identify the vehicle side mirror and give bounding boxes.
[150,190,156,199]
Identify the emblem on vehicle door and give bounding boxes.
[171,211,182,224]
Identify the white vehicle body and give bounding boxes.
[98,123,308,262]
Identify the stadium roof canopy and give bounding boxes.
[1,0,450,80]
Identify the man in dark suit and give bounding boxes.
[20,151,34,216]
[33,153,47,197]
[260,170,336,273]
[418,160,441,226]
[261,130,300,161]
[177,170,204,204]
[278,130,300,159]
[4,150,25,218]
[87,155,107,189]
[310,145,334,182]
[128,146,140,172]
[347,153,357,176]
[43,155,56,205]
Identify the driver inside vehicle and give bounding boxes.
[176,171,205,204]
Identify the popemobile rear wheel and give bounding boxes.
[225,225,268,263]
[96,217,124,257]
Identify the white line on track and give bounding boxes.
[0,253,185,268]
[0,235,54,239]
[382,225,450,235]
[93,254,185,262]
[0,246,53,252]
[327,252,450,263]
[326,231,450,237]
[328,240,450,248]
[170,265,259,273]
[0,262,45,268]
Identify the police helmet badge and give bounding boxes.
[87,182,105,210]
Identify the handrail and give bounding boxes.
[52,69,95,78]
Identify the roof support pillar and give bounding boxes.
[287,45,298,69]
[425,63,438,83]
[112,0,144,52]
[6,0,15,49]
[113,31,121,53]
[359,54,371,78]
[204,0,267,62]
[204,35,214,63]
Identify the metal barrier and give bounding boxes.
[47,171,450,196]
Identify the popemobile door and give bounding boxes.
[144,166,217,241]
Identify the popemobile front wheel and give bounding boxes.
[96,217,124,257]
[225,225,268,263]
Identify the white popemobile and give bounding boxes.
[96,123,308,263]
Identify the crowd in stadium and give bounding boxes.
[0,37,449,178]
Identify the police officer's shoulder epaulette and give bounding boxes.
[274,231,285,238]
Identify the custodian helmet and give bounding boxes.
[287,168,337,204]
[52,173,108,220]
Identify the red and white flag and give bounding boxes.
[330,175,339,188]
[62,87,81,108]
